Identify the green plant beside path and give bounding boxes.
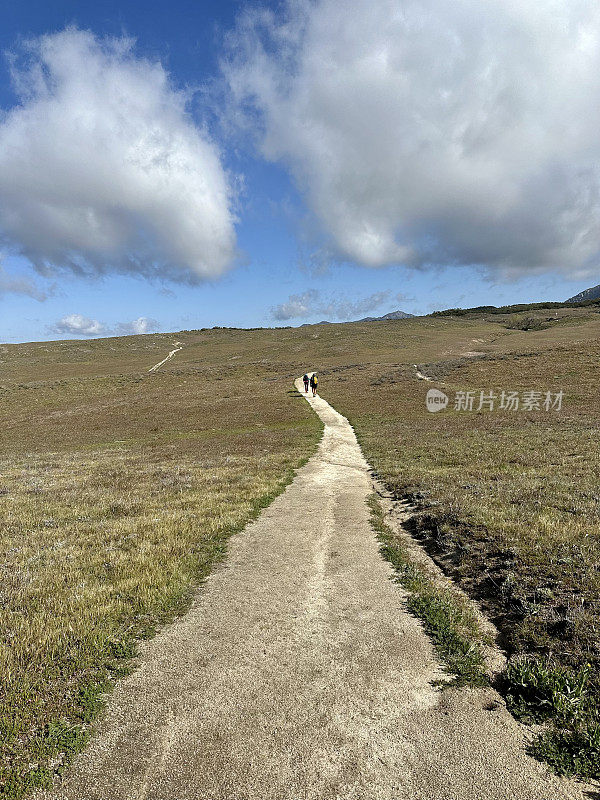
[369,496,488,688]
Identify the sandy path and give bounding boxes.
[413,365,432,381]
[148,343,182,372]
[37,381,588,800]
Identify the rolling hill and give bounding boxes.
[2,306,600,790]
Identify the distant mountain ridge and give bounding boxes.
[357,310,414,322]
[301,309,414,326]
[567,284,600,303]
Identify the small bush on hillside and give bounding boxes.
[504,316,551,331]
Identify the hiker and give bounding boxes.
[310,373,318,396]
[303,373,309,393]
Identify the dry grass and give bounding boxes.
[3,308,600,789]
[0,332,321,796]
[318,310,600,777]
[325,334,600,671]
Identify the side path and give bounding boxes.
[36,380,587,800]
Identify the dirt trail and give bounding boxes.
[37,381,589,800]
[413,365,432,381]
[148,342,182,372]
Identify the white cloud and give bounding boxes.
[271,289,318,320]
[271,288,389,320]
[54,314,107,336]
[318,291,390,320]
[114,316,159,335]
[53,313,160,337]
[225,0,600,278]
[0,29,237,283]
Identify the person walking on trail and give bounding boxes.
[303,373,309,393]
[310,373,318,396]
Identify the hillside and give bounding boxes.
[567,283,600,303]
[2,307,600,791]
[0,332,322,795]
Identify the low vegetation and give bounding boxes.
[322,310,600,778]
[3,307,600,789]
[503,315,552,331]
[0,333,321,797]
[369,496,488,687]
[430,298,600,316]
[502,657,600,779]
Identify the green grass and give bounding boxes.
[501,656,600,779]
[369,495,488,687]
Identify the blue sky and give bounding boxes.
[0,0,598,342]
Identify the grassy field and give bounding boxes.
[2,304,600,790]
[0,331,322,796]
[318,307,600,777]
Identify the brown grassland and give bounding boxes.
[320,306,600,777]
[2,304,600,792]
[0,331,322,796]
[324,309,600,673]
